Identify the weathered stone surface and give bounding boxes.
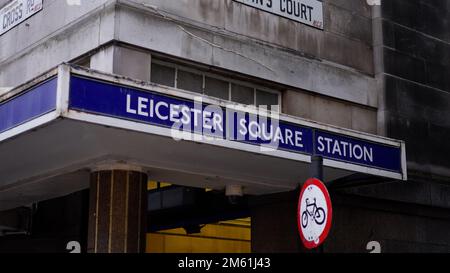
[381,0,450,180]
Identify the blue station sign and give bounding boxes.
[0,66,407,181]
[68,75,405,176]
[0,77,57,134]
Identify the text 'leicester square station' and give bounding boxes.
[0,0,449,253]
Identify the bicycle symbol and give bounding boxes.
[301,198,326,228]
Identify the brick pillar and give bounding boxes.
[87,166,147,253]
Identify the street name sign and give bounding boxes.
[234,0,324,29]
[0,0,43,36]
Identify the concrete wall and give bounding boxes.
[252,1,450,253]
[357,0,450,202]
[131,0,374,74]
[310,0,450,252]
[114,0,378,109]
[0,0,378,110]
[0,0,115,87]
[251,191,450,253]
[283,90,377,134]
[380,0,450,179]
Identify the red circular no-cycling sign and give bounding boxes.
[297,178,333,249]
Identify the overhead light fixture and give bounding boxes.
[225,185,243,205]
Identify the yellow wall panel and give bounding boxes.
[146,219,251,253]
[147,233,251,253]
[160,225,250,241]
[146,233,165,253]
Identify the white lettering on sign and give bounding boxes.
[234,0,323,29]
[238,117,304,149]
[125,94,306,150]
[317,136,374,163]
[0,0,43,36]
[126,94,225,132]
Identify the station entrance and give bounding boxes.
[0,64,406,253]
[146,182,251,253]
[0,181,252,254]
